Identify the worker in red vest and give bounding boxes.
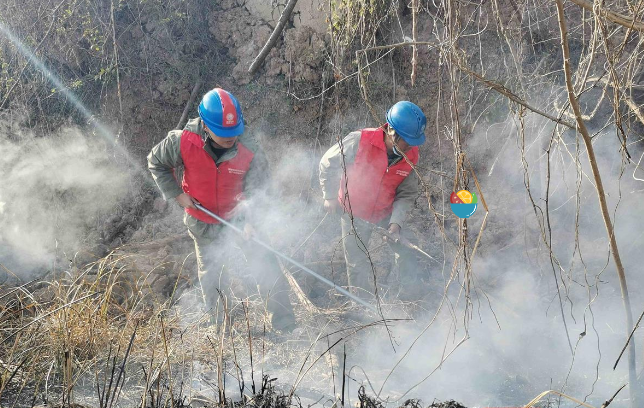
[148,88,296,332]
[319,101,427,301]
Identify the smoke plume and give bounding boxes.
[0,123,130,280]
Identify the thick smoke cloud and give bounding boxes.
[3,106,640,407]
[164,108,644,407]
[337,110,644,407]
[0,125,130,279]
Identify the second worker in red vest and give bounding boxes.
[319,101,427,301]
[148,88,296,332]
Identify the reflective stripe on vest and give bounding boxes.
[180,130,254,224]
[338,128,419,223]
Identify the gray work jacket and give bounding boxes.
[319,131,419,227]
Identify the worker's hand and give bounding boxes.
[242,223,256,241]
[324,199,339,213]
[176,193,198,210]
[383,223,401,243]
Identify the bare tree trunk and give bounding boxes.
[555,1,638,406]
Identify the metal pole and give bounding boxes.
[194,203,377,313]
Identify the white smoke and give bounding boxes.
[158,102,644,408]
[0,124,130,278]
[334,109,644,407]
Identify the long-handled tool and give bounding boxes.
[194,203,377,313]
[351,217,438,263]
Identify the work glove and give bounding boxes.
[176,193,199,209]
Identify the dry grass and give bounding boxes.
[0,242,429,408]
[0,247,268,407]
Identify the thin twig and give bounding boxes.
[108,324,138,408]
[341,343,346,407]
[569,0,644,32]
[523,389,595,408]
[360,41,438,53]
[454,58,576,129]
[110,0,123,130]
[588,76,644,126]
[613,308,644,370]
[601,384,628,408]
[243,301,256,395]
[159,318,175,408]
[410,0,418,86]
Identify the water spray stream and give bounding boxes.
[0,22,144,175]
[194,203,378,313]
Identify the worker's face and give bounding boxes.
[386,127,411,153]
[205,125,237,149]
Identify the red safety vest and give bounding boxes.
[338,128,419,223]
[180,129,254,224]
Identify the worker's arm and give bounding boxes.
[319,131,361,200]
[389,168,419,230]
[147,130,184,200]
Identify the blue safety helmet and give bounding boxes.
[198,88,245,137]
[386,101,426,146]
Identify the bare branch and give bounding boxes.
[453,58,576,129]
[555,0,639,405]
[601,384,628,408]
[614,308,644,370]
[248,0,299,75]
[569,0,644,32]
[175,79,203,130]
[411,0,418,86]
